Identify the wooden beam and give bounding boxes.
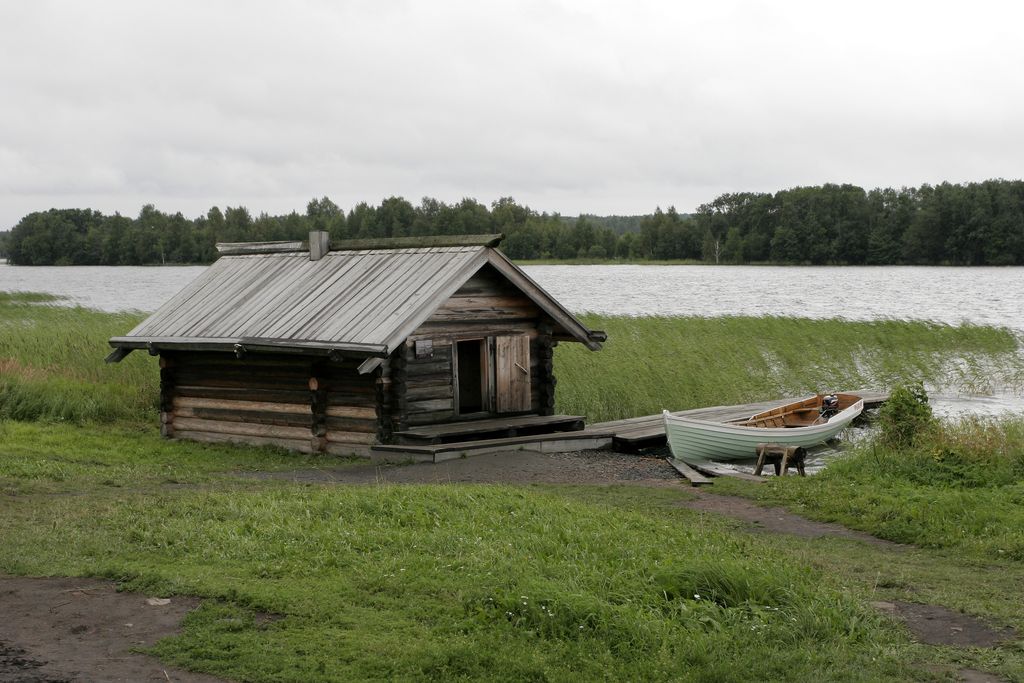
[109,336,388,358]
[325,405,377,420]
[332,234,504,251]
[215,240,305,255]
[174,429,315,453]
[173,417,312,440]
[665,458,714,486]
[104,347,132,363]
[173,396,312,414]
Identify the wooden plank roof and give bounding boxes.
[109,239,604,370]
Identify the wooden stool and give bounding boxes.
[753,443,807,476]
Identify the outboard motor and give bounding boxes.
[819,394,840,420]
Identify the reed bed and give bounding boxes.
[556,315,1024,422]
[0,293,154,422]
[1,293,1021,424]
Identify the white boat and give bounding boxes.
[663,393,864,462]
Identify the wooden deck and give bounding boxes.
[393,414,586,445]
[372,429,616,464]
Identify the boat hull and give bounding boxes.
[663,398,864,462]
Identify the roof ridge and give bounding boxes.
[215,233,504,257]
[333,234,504,250]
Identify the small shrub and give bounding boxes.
[877,382,935,448]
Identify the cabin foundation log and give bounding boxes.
[175,430,315,453]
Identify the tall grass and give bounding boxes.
[557,315,1024,421]
[2,292,1022,424]
[0,293,154,422]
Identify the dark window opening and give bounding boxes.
[457,339,484,414]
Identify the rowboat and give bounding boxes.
[663,393,864,462]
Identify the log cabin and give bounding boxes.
[106,232,606,457]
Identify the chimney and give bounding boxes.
[309,231,330,261]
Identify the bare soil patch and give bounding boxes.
[871,600,1017,648]
[678,490,905,548]
[0,575,224,683]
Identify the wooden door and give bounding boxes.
[495,335,531,413]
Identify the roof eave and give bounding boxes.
[485,250,604,350]
[106,336,389,363]
[356,248,494,374]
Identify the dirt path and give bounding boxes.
[679,489,905,548]
[0,576,224,683]
[243,449,681,486]
[677,491,1016,658]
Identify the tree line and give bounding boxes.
[4,179,1024,266]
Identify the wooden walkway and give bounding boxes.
[587,390,890,452]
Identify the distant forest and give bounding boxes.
[3,179,1024,266]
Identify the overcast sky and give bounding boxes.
[2,1,1023,228]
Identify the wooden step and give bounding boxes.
[372,429,615,463]
[394,414,586,445]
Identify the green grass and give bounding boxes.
[713,416,1024,562]
[1,477,918,681]
[1,431,1021,680]
[557,315,1024,421]
[0,293,154,422]
[0,421,1019,680]
[0,421,355,495]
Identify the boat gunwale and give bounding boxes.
[663,399,865,439]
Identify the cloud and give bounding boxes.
[2,0,1023,227]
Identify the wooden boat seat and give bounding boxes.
[734,408,825,429]
[734,393,860,429]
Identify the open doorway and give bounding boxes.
[456,339,486,415]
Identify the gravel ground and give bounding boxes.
[242,448,682,486]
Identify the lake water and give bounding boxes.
[1,261,1022,331]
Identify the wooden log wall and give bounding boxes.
[162,352,317,452]
[160,351,381,456]
[396,339,455,428]
[536,323,556,417]
[313,359,380,455]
